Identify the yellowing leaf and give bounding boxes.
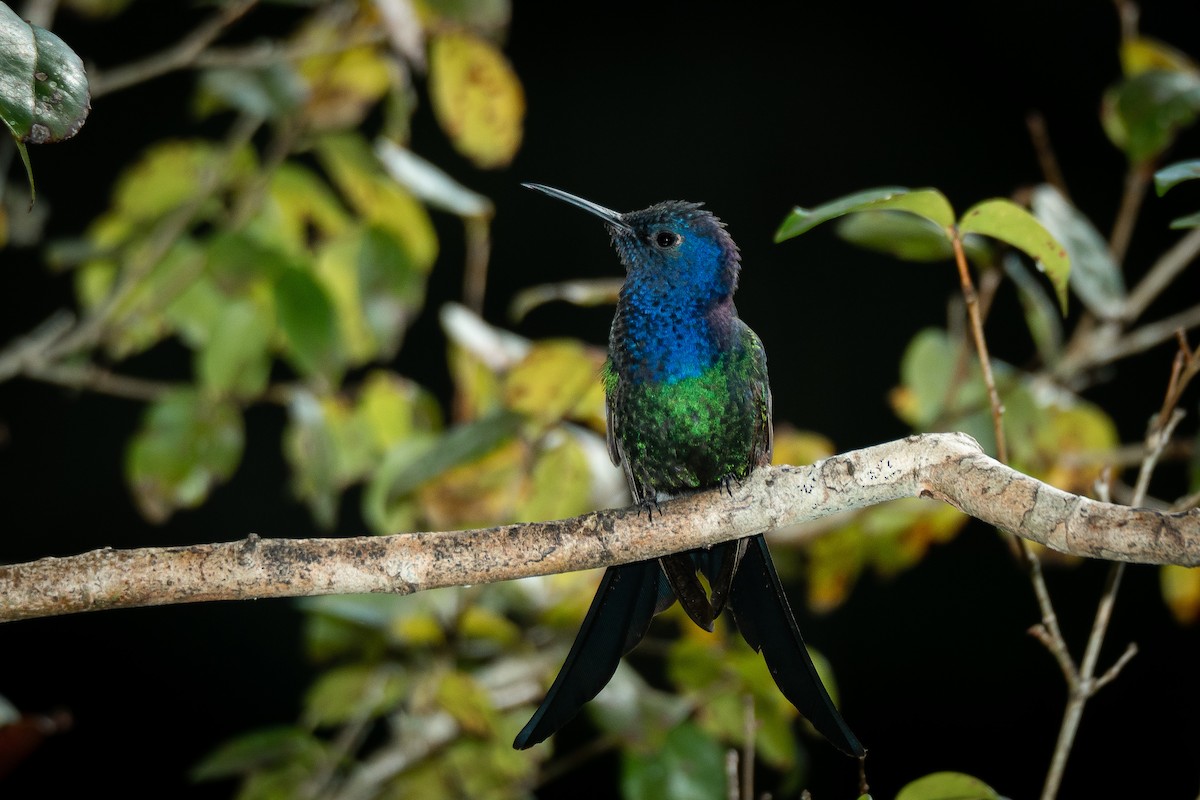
[806,522,868,612]
[300,44,393,130]
[1161,565,1200,625]
[448,339,505,420]
[355,371,414,447]
[428,31,525,168]
[417,436,528,528]
[503,340,604,428]
[523,434,592,522]
[112,140,255,224]
[252,162,352,255]
[316,133,438,270]
[1121,36,1199,78]
[435,672,494,736]
[771,427,835,466]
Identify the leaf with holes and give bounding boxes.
[0,4,90,196]
[959,198,1070,313]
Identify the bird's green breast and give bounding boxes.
[607,343,765,497]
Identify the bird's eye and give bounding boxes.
[653,231,681,249]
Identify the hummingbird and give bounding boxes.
[512,184,863,758]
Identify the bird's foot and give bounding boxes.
[637,497,661,521]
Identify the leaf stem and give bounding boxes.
[950,233,1007,463]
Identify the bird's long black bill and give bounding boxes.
[513,561,673,749]
[522,183,634,233]
[730,535,865,757]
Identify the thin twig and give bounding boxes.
[0,311,75,383]
[950,233,1007,463]
[22,363,181,402]
[194,28,388,70]
[462,216,493,315]
[1109,163,1153,268]
[90,0,260,98]
[1123,226,1200,322]
[1026,112,1071,201]
[1114,305,1200,361]
[1039,397,1186,800]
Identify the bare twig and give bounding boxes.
[194,29,388,70]
[21,362,180,402]
[1026,112,1071,201]
[462,216,492,315]
[89,0,261,98]
[950,233,1007,462]
[1109,163,1153,268]
[1123,227,1200,323]
[2,433,1197,623]
[1039,393,1186,800]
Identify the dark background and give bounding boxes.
[2,1,1199,797]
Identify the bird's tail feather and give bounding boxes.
[513,561,671,749]
[729,534,865,757]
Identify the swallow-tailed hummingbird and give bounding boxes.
[512,184,864,758]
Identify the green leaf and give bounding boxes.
[1030,185,1124,319]
[196,64,306,120]
[275,267,343,384]
[0,5,90,149]
[125,390,244,522]
[304,662,408,727]
[621,722,725,800]
[102,237,208,358]
[895,771,1000,800]
[314,225,426,365]
[1170,210,1200,229]
[1001,253,1063,366]
[775,187,953,243]
[835,211,955,262]
[284,391,354,529]
[369,411,523,501]
[190,726,322,782]
[206,231,293,294]
[197,298,273,398]
[958,198,1070,313]
[1102,70,1200,163]
[1155,159,1200,195]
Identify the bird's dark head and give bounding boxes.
[523,184,741,301]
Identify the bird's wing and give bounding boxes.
[740,320,773,468]
[513,561,672,749]
[730,534,864,757]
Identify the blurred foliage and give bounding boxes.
[3,2,1200,799]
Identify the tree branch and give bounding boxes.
[2,433,1197,623]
